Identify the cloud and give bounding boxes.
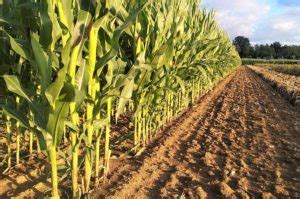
[201,0,300,44]
[201,0,271,37]
[253,6,300,44]
[272,21,295,31]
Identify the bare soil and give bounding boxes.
[249,65,300,106]
[95,67,300,198]
[1,67,300,198]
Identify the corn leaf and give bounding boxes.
[3,75,31,102]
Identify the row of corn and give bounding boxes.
[0,0,240,198]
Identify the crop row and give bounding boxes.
[0,0,240,198]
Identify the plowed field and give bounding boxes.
[97,67,300,198]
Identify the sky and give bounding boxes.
[201,0,300,45]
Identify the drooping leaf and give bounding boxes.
[8,36,31,61]
[2,104,30,128]
[3,75,31,102]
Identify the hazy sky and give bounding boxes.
[201,0,300,45]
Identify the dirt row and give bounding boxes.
[249,65,300,107]
[96,66,300,198]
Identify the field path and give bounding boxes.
[98,67,300,198]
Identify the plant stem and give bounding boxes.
[37,136,41,153]
[70,104,79,197]
[68,43,80,196]
[16,96,20,165]
[134,114,137,151]
[49,146,59,198]
[6,116,11,169]
[95,127,101,186]
[29,131,33,156]
[104,97,111,175]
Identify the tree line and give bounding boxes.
[233,36,300,59]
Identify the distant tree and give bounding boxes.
[271,42,282,58]
[233,35,300,59]
[260,45,275,59]
[253,44,260,58]
[249,46,255,58]
[233,36,251,58]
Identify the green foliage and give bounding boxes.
[233,36,251,58]
[0,0,240,197]
[234,36,300,59]
[242,58,300,65]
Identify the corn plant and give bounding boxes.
[0,0,240,198]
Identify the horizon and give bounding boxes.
[201,0,300,45]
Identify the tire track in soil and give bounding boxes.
[96,66,300,199]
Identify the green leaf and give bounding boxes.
[93,118,108,131]
[151,39,174,67]
[3,75,31,102]
[45,65,68,108]
[2,104,30,128]
[97,2,150,70]
[73,61,89,111]
[75,60,89,91]
[93,14,110,31]
[9,36,31,61]
[174,75,186,94]
[2,103,47,151]
[59,83,76,102]
[31,32,52,93]
[46,101,70,147]
[71,9,92,44]
[61,0,74,30]
[116,78,135,120]
[39,0,53,49]
[65,121,80,133]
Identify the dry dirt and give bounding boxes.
[249,65,300,106]
[96,67,300,198]
[1,67,300,198]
